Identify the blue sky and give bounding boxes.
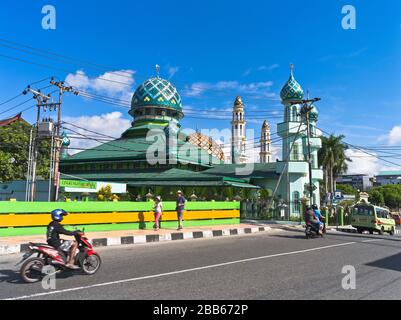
[1,0,401,173]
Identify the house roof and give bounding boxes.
[0,113,25,127]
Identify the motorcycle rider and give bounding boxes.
[47,209,82,269]
[305,206,321,235]
[312,204,325,233]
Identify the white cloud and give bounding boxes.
[380,125,401,145]
[257,64,279,71]
[65,69,135,101]
[183,80,274,97]
[63,112,131,154]
[345,149,380,176]
[167,66,179,79]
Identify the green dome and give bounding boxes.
[280,66,304,103]
[310,105,318,122]
[131,77,182,111]
[61,131,70,147]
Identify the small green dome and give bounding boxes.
[131,77,182,111]
[310,105,318,122]
[61,131,70,147]
[280,65,304,103]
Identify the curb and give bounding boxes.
[336,227,401,235]
[0,226,272,256]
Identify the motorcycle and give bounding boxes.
[17,230,101,283]
[305,222,324,239]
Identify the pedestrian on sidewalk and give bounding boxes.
[176,190,186,230]
[153,196,163,231]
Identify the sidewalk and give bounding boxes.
[0,223,278,255]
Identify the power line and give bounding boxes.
[317,127,401,170]
[0,52,134,88]
[0,38,136,80]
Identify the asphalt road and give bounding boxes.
[1,228,401,300]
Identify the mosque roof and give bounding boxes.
[131,77,182,111]
[60,134,223,167]
[280,65,304,103]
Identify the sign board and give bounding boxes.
[59,179,127,194]
[59,179,97,190]
[334,191,343,199]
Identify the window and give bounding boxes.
[292,106,298,121]
[292,144,299,160]
[293,191,300,213]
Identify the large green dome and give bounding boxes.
[131,77,182,111]
[280,65,304,103]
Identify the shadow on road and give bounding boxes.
[0,267,81,285]
[0,269,23,284]
[269,234,311,240]
[365,252,401,273]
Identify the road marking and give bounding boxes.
[5,241,357,300]
[361,239,385,243]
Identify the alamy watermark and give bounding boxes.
[41,5,56,30]
[41,265,56,290]
[144,127,256,176]
[342,5,356,30]
[341,265,356,290]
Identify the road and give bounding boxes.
[1,228,401,300]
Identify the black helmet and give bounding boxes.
[312,204,318,210]
[51,209,68,222]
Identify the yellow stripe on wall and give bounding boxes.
[0,210,240,227]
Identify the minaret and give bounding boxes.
[231,96,247,164]
[260,120,272,163]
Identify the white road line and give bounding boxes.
[361,239,385,243]
[5,241,356,300]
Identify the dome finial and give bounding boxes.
[155,64,160,78]
[290,63,294,76]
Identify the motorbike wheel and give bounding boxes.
[80,253,101,275]
[20,257,45,283]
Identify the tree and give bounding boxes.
[97,185,112,201]
[318,134,351,194]
[369,189,384,206]
[336,183,357,196]
[368,185,401,209]
[0,120,50,182]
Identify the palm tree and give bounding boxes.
[318,134,351,194]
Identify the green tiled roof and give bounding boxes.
[62,134,223,166]
[204,163,278,179]
[377,171,401,176]
[63,168,259,188]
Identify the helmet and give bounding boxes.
[305,206,312,211]
[312,204,318,210]
[51,209,68,222]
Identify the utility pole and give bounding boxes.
[297,97,321,206]
[49,78,78,201]
[23,86,51,201]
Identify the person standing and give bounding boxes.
[153,196,163,231]
[176,190,186,230]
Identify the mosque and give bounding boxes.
[59,66,323,216]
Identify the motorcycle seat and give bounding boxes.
[29,242,55,249]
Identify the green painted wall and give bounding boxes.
[0,201,240,214]
[0,218,240,237]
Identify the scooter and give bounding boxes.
[305,222,324,239]
[17,230,101,283]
